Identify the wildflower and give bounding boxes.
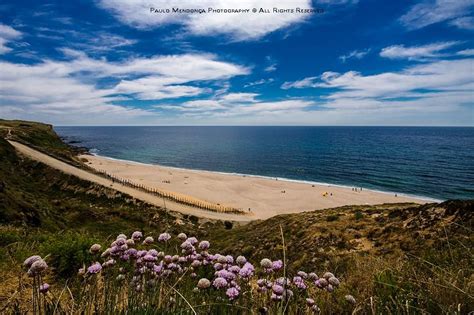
[158,233,171,242]
[117,234,127,240]
[297,271,308,278]
[226,255,234,264]
[236,255,247,265]
[322,272,334,279]
[271,293,282,301]
[39,283,50,294]
[126,248,138,258]
[260,258,272,269]
[228,265,240,273]
[213,263,223,271]
[180,240,193,250]
[164,255,172,263]
[101,248,111,258]
[89,244,101,254]
[272,260,283,270]
[345,294,356,304]
[217,270,236,281]
[87,262,102,274]
[191,260,201,268]
[177,233,187,240]
[272,284,284,295]
[131,231,142,241]
[316,278,328,288]
[115,238,126,246]
[78,267,85,275]
[275,277,290,286]
[213,277,228,289]
[23,255,42,268]
[217,255,228,264]
[293,276,307,289]
[239,262,255,278]
[326,284,334,292]
[311,305,321,313]
[198,240,210,250]
[153,264,163,274]
[197,278,211,289]
[226,287,239,300]
[308,272,318,280]
[143,236,154,245]
[187,237,198,245]
[126,239,135,246]
[306,298,315,306]
[328,276,340,287]
[29,259,48,275]
[143,254,157,262]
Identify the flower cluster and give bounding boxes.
[23,255,48,277]
[23,231,349,311]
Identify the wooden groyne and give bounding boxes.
[95,169,245,215]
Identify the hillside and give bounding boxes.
[0,119,82,165]
[0,120,472,314]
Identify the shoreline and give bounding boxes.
[89,152,441,203]
[79,153,434,220]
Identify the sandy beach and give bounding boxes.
[80,154,431,220]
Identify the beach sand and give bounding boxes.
[80,154,431,220]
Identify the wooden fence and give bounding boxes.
[95,169,245,214]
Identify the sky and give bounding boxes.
[0,0,473,126]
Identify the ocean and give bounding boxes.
[55,126,474,201]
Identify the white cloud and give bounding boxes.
[244,78,275,87]
[264,64,277,72]
[339,48,370,62]
[399,0,474,30]
[281,76,318,89]
[263,56,278,72]
[153,91,314,118]
[279,58,473,124]
[0,24,22,54]
[313,59,474,99]
[97,0,313,40]
[0,50,249,123]
[450,16,474,30]
[457,48,474,55]
[220,93,258,103]
[380,41,460,60]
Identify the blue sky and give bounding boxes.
[0,0,473,126]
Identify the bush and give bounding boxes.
[39,232,97,278]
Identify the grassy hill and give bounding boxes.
[0,120,472,314]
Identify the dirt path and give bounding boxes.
[8,140,253,222]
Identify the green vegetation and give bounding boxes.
[0,120,472,314]
[0,119,80,164]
